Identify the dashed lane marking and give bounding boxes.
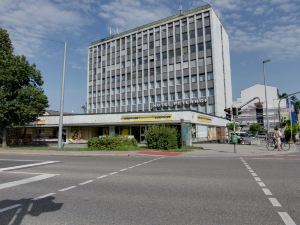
[33,193,55,201]
[79,180,94,186]
[278,212,297,225]
[262,188,273,196]
[269,198,282,207]
[59,186,77,192]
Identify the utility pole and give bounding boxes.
[58,41,67,149]
[263,59,271,135]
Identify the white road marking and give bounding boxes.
[109,172,118,175]
[33,193,55,201]
[59,186,77,192]
[0,159,41,162]
[119,168,127,172]
[0,174,57,190]
[79,180,94,185]
[0,204,21,213]
[97,175,108,179]
[248,169,254,173]
[4,171,45,175]
[269,198,282,207]
[128,166,136,169]
[135,163,142,166]
[278,212,297,225]
[0,161,60,171]
[257,181,266,187]
[262,188,272,196]
[251,172,258,177]
[254,177,262,182]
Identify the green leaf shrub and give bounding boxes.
[145,125,178,150]
[87,136,138,150]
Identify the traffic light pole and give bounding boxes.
[233,106,237,154]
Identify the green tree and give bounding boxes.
[249,123,261,135]
[0,28,48,147]
[226,122,239,132]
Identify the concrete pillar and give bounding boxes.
[109,126,115,136]
[181,123,192,147]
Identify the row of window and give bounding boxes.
[91,13,210,54]
[95,89,213,107]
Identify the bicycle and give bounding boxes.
[266,137,290,151]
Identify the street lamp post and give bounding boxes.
[263,59,271,135]
[58,41,67,149]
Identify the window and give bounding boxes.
[144,96,148,103]
[121,86,125,93]
[208,88,214,96]
[162,66,167,72]
[116,100,120,107]
[157,95,161,102]
[182,32,188,41]
[138,97,142,104]
[150,82,154,89]
[191,74,197,82]
[144,83,148,89]
[168,36,173,44]
[170,93,175,100]
[162,38,167,45]
[192,90,198,98]
[162,51,167,59]
[111,101,115,107]
[184,76,189,84]
[205,27,211,35]
[200,89,206,97]
[189,29,195,38]
[206,57,212,65]
[197,28,203,36]
[206,41,212,49]
[127,86,131,92]
[169,78,175,86]
[175,63,181,70]
[176,77,182,85]
[183,46,188,55]
[132,98,136,105]
[169,64,174,71]
[150,95,155,102]
[176,48,181,56]
[190,44,196,53]
[132,84,136,91]
[208,105,215,114]
[199,74,205,82]
[155,40,160,47]
[184,91,190,99]
[182,62,188,69]
[169,50,174,58]
[198,58,204,67]
[156,81,161,88]
[190,60,196,68]
[177,92,182,100]
[207,72,213,80]
[156,53,160,61]
[163,80,168,87]
[163,94,168,101]
[198,43,204,51]
[175,34,180,42]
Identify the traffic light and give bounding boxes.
[255,102,264,126]
[224,108,232,121]
[232,107,242,116]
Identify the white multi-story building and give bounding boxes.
[87,4,232,117]
[234,84,287,129]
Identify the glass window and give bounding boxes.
[138,84,142,91]
[197,28,203,36]
[191,74,197,82]
[169,64,174,71]
[198,58,204,67]
[207,72,213,80]
[144,83,148,89]
[175,34,180,42]
[150,95,155,103]
[176,77,182,85]
[132,84,136,91]
[169,78,175,86]
[176,63,181,70]
[177,92,182,100]
[163,94,168,101]
[155,40,160,46]
[122,99,126,106]
[198,43,204,51]
[183,62,188,69]
[132,98,136,105]
[138,97,142,104]
[169,49,174,58]
[208,88,214,96]
[184,76,189,84]
[190,44,196,53]
[182,32,188,41]
[184,91,190,99]
[189,29,195,38]
[121,87,125,93]
[156,81,161,88]
[183,46,188,55]
[150,82,154,89]
[206,41,212,49]
[200,89,206,97]
[206,57,212,65]
[162,66,167,72]
[144,96,148,103]
[190,60,196,68]
[163,80,168,87]
[162,38,167,45]
[127,86,131,92]
[157,95,161,102]
[208,105,215,114]
[170,93,175,100]
[199,74,205,82]
[192,90,198,98]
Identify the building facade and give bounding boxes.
[234,84,287,130]
[87,4,232,117]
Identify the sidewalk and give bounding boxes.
[183,143,300,157]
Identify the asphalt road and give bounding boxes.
[0,151,299,225]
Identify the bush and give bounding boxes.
[87,136,138,150]
[145,125,178,150]
[284,124,299,142]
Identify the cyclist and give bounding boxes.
[274,127,282,150]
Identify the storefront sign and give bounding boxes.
[197,115,212,123]
[152,98,207,110]
[121,114,172,122]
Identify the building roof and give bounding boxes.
[90,4,211,46]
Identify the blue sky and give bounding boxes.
[0,0,299,113]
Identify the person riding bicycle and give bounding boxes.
[274,127,282,150]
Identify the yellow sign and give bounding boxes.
[36,119,45,125]
[197,115,212,123]
[121,114,172,122]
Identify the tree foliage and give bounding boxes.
[226,122,239,131]
[0,27,48,147]
[249,123,261,135]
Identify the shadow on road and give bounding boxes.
[0,196,63,225]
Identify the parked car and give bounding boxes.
[236,132,253,145]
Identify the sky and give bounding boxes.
[0,0,299,113]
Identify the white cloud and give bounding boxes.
[0,0,90,57]
[98,0,173,31]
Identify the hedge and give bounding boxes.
[87,136,138,150]
[145,125,178,150]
